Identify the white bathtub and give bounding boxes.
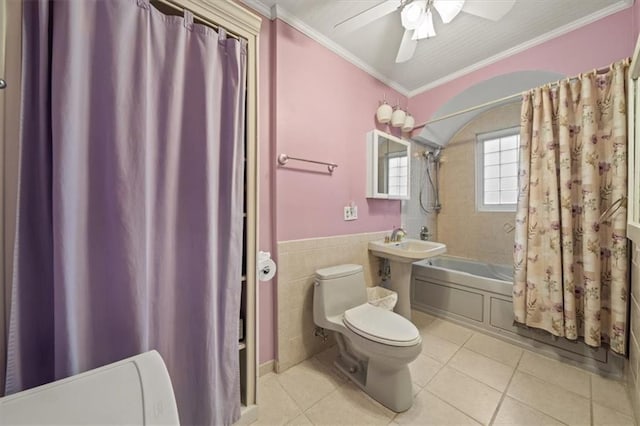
[411,255,623,375]
[419,256,512,284]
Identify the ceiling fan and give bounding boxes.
[334,0,516,63]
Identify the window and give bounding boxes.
[388,154,408,197]
[476,127,520,212]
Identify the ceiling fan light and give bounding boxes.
[413,8,436,40]
[433,0,465,24]
[401,1,426,30]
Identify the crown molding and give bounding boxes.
[407,0,634,97]
[237,0,633,99]
[237,0,273,19]
[271,4,411,96]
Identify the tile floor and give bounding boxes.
[254,311,636,426]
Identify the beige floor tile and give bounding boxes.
[492,397,565,425]
[256,373,302,425]
[411,382,422,396]
[421,318,474,345]
[313,345,349,382]
[426,366,502,425]
[314,345,338,369]
[277,358,342,411]
[420,333,461,364]
[591,374,634,416]
[411,310,436,331]
[507,371,590,426]
[409,354,443,387]
[304,383,395,425]
[448,348,514,392]
[517,352,591,398]
[394,389,480,425]
[286,413,313,426]
[463,333,523,367]
[592,402,635,426]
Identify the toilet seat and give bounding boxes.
[343,304,420,347]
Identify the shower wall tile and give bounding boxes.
[436,103,520,266]
[275,231,387,373]
[627,250,640,422]
[401,141,437,240]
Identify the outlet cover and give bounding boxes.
[344,206,357,221]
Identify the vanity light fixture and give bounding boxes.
[376,100,393,124]
[391,105,406,128]
[376,96,413,132]
[402,114,415,133]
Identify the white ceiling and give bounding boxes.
[241,0,633,96]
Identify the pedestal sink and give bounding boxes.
[369,239,447,319]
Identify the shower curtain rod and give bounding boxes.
[151,0,243,41]
[413,62,622,130]
[413,91,521,130]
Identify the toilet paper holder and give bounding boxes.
[257,251,277,281]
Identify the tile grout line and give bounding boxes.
[276,359,344,420]
[488,347,524,426]
[501,370,579,425]
[271,375,306,424]
[422,330,502,425]
[422,388,484,425]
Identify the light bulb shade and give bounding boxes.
[401,0,426,30]
[433,0,465,24]
[391,108,406,128]
[376,102,393,123]
[402,114,415,132]
[413,8,436,40]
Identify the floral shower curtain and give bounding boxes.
[513,60,629,355]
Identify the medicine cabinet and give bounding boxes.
[366,129,411,200]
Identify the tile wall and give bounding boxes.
[437,102,520,266]
[275,231,388,372]
[627,241,640,420]
[401,141,437,241]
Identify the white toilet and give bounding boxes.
[313,264,422,412]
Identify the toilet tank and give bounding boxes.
[314,264,367,326]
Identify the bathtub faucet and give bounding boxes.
[390,227,406,242]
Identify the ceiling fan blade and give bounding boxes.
[334,0,401,31]
[461,0,515,21]
[396,29,418,63]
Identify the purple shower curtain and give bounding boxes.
[6,1,246,424]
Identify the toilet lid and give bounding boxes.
[343,304,420,347]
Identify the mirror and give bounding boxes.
[366,129,411,199]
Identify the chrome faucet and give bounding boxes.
[390,227,406,242]
[420,226,430,241]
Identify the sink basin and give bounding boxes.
[368,239,447,263]
[368,239,447,319]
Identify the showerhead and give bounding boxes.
[423,148,443,162]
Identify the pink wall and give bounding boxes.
[409,7,637,127]
[273,20,407,242]
[255,19,407,363]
